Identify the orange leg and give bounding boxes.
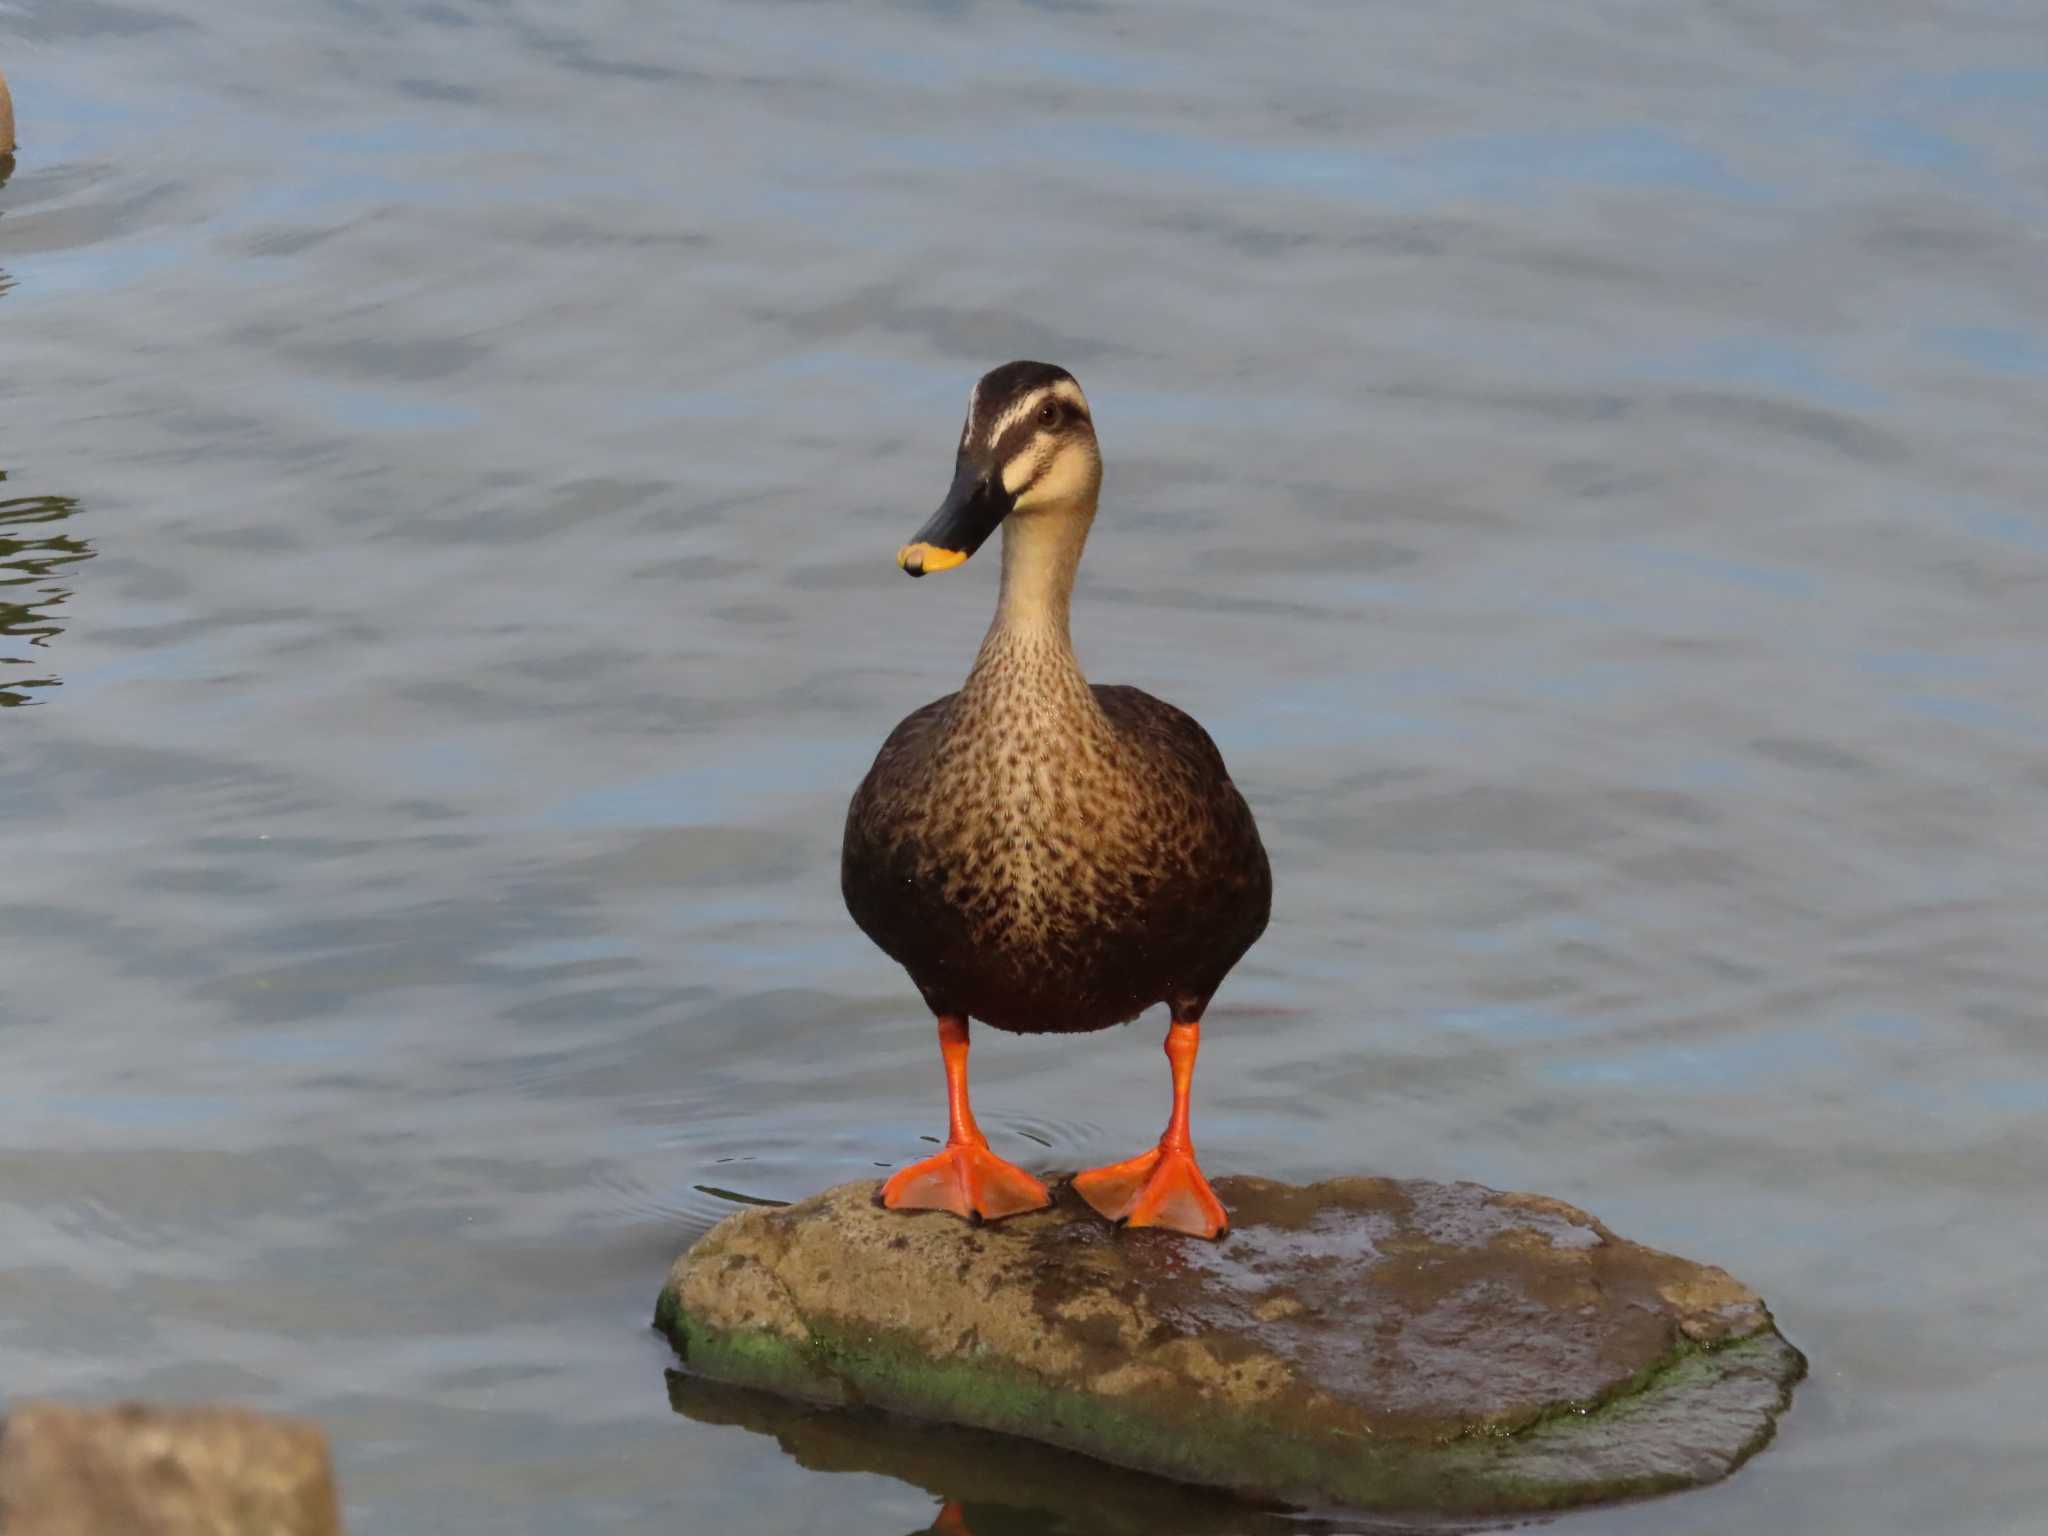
[882,1015,1051,1222]
[928,1499,973,1536]
[1072,1018,1229,1238]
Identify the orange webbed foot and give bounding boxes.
[882,1136,1052,1223]
[1072,1142,1229,1238]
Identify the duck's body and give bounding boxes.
[844,657,1270,1036]
[842,361,1269,1238]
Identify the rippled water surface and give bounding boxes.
[4,2,2046,1531]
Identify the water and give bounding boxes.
[2,1,2045,1531]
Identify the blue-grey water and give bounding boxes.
[3,2,2045,1532]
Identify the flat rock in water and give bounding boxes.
[0,1401,342,1536]
[657,1176,1804,1517]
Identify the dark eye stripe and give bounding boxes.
[992,420,1039,463]
[994,407,1090,463]
[973,391,1093,462]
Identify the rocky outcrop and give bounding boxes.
[0,1401,342,1536]
[658,1176,1804,1517]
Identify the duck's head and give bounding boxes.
[898,361,1101,578]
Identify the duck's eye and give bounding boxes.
[1037,401,1062,429]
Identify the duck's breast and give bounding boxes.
[843,684,1269,1031]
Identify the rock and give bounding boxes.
[657,1177,1804,1518]
[0,1401,343,1536]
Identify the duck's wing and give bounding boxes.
[1092,684,1235,786]
[841,693,957,956]
[1093,683,1272,1007]
[847,694,954,822]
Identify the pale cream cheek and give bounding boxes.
[1002,444,1047,497]
[1011,442,1099,512]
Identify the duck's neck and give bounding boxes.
[969,505,1095,683]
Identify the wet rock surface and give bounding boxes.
[657,1176,1804,1516]
[0,1401,342,1536]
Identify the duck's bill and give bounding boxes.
[896,541,970,577]
[897,463,1012,578]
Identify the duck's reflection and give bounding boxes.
[0,488,92,708]
[1,135,14,281]
[665,1371,1476,1536]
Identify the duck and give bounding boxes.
[842,361,1271,1239]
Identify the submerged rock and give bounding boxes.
[0,1401,342,1536]
[657,1176,1803,1517]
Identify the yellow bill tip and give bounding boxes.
[897,542,970,577]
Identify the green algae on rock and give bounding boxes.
[656,1176,1804,1518]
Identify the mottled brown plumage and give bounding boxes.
[842,368,1270,1037]
[844,642,1270,1033]
[845,360,1268,1238]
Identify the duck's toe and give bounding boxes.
[1073,1143,1228,1239]
[882,1138,1052,1223]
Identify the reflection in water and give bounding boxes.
[0,485,92,707]
[665,1372,1476,1536]
[1,126,12,283]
